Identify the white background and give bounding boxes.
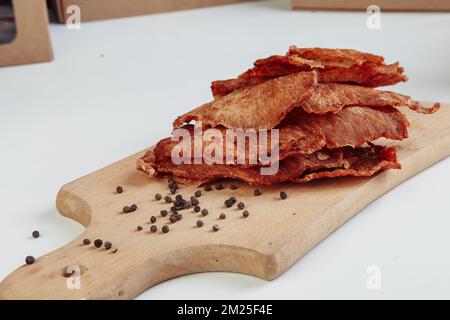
[1,0,450,299]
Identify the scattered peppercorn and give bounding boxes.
[194,190,202,198]
[243,210,249,218]
[237,202,245,210]
[170,188,177,195]
[212,224,220,232]
[150,225,157,233]
[184,202,191,210]
[190,197,199,206]
[280,191,287,200]
[254,189,262,196]
[130,204,137,212]
[169,215,178,223]
[175,194,183,201]
[32,230,40,238]
[150,216,157,223]
[137,226,143,231]
[104,242,112,250]
[25,256,35,265]
[122,206,130,213]
[83,239,91,245]
[215,182,223,190]
[196,220,204,227]
[160,209,168,217]
[175,213,183,221]
[204,184,212,191]
[164,196,173,203]
[154,193,162,201]
[219,213,226,220]
[116,186,123,194]
[230,185,238,190]
[94,239,103,248]
[162,225,170,233]
[194,205,201,212]
[225,200,233,208]
[201,209,209,216]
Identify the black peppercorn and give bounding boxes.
[32,230,40,238]
[215,182,223,190]
[160,209,168,217]
[169,215,177,223]
[194,190,202,198]
[122,206,130,213]
[170,188,177,195]
[243,210,249,218]
[83,239,91,245]
[94,239,103,248]
[219,213,226,220]
[130,204,137,212]
[25,256,35,265]
[175,213,182,221]
[154,193,162,201]
[137,226,143,231]
[190,197,199,206]
[280,191,287,200]
[164,196,173,203]
[237,202,245,210]
[196,220,204,227]
[194,205,201,212]
[175,194,183,201]
[201,209,209,216]
[212,224,220,232]
[225,199,233,208]
[116,186,123,194]
[162,225,170,233]
[104,241,112,250]
[204,184,212,191]
[254,189,262,196]
[150,216,157,223]
[150,225,157,233]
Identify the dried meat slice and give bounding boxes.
[292,145,400,183]
[287,45,385,68]
[211,54,321,98]
[159,106,408,166]
[317,62,407,88]
[137,145,399,186]
[298,83,437,115]
[174,71,317,130]
[211,46,406,98]
[138,149,346,185]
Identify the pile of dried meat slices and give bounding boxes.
[138,46,439,186]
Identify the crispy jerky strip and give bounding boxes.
[211,46,406,98]
[159,106,408,166]
[174,71,317,130]
[138,146,399,186]
[293,145,400,183]
[298,83,438,115]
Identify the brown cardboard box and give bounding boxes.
[0,0,53,67]
[51,0,255,23]
[292,0,450,11]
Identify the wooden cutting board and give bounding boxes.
[0,103,449,300]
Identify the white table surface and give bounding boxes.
[1,0,450,300]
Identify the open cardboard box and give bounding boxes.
[0,0,53,67]
[50,0,254,23]
[292,0,450,11]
